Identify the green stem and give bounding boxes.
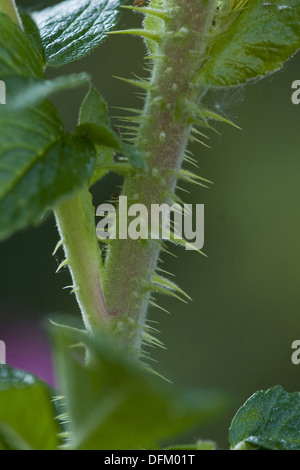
[0,0,22,28]
[102,0,217,349]
[55,187,110,333]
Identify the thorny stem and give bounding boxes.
[102,0,217,350]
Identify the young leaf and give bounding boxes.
[53,326,227,450]
[229,385,300,450]
[77,87,122,150]
[197,0,300,87]
[0,365,61,450]
[0,98,96,242]
[78,86,116,185]
[0,13,44,79]
[32,0,122,66]
[74,123,122,151]
[77,86,146,186]
[79,86,110,127]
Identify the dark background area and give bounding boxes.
[1,0,300,448]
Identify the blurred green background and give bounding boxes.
[1,0,300,448]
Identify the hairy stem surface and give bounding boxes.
[55,188,109,333]
[102,0,217,349]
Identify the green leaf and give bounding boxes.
[78,87,120,150]
[89,149,115,187]
[163,440,217,450]
[78,86,115,185]
[0,13,44,79]
[229,385,300,450]
[197,0,300,87]
[0,95,96,241]
[77,87,146,186]
[74,123,122,151]
[53,326,227,450]
[79,86,110,127]
[19,10,45,63]
[32,0,122,66]
[0,365,61,450]
[0,421,33,450]
[8,73,91,110]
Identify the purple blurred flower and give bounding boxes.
[1,313,55,387]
